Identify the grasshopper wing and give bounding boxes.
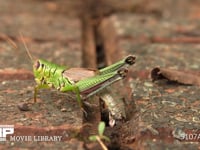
[63,68,98,82]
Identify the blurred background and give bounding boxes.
[1,1,200,149]
[0,0,200,71]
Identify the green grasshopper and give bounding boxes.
[21,35,135,108]
[33,55,135,108]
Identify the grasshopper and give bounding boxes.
[20,35,136,109]
[33,55,135,108]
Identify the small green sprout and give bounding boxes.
[89,121,110,150]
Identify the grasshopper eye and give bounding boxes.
[34,61,40,69]
[125,56,136,65]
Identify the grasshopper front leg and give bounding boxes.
[33,78,51,103]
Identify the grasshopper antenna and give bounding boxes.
[1,33,18,50]
[19,31,34,63]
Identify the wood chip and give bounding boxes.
[151,67,200,86]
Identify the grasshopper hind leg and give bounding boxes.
[99,55,136,75]
[125,55,136,65]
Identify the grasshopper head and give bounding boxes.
[33,59,47,76]
[33,59,49,71]
[34,60,40,70]
[32,60,42,84]
[33,60,43,81]
[32,59,50,84]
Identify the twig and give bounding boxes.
[96,136,108,150]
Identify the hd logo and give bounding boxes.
[0,125,14,141]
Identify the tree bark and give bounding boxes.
[97,16,121,66]
[81,16,97,68]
